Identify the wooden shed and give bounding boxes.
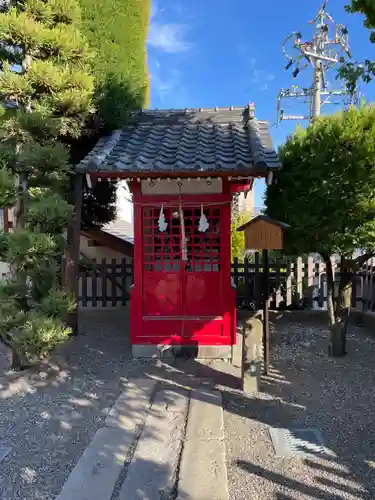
[237,215,289,250]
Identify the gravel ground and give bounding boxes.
[224,318,375,500]
[1,308,375,500]
[0,308,164,500]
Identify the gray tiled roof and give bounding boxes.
[102,217,134,244]
[78,106,281,175]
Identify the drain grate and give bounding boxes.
[0,446,11,463]
[269,428,336,459]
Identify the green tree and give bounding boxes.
[339,1,375,91]
[265,105,375,357]
[231,211,251,262]
[75,0,150,230]
[79,0,150,131]
[0,0,94,368]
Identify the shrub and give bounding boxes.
[11,312,71,366]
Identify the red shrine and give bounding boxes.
[78,105,280,357]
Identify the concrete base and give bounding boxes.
[132,344,232,360]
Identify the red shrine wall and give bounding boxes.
[130,184,236,347]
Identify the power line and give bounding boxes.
[277,0,358,123]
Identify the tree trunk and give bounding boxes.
[11,174,29,369]
[63,173,83,336]
[11,347,22,371]
[325,257,335,327]
[328,256,353,357]
[13,173,28,230]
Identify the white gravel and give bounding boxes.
[224,319,375,500]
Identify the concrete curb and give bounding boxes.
[55,379,156,500]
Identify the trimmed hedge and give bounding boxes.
[79,0,150,131]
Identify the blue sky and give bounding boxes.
[147,0,374,207]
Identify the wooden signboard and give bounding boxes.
[237,215,290,376]
[236,215,289,251]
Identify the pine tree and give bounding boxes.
[0,0,94,368]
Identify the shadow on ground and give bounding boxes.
[158,317,375,500]
[0,307,375,499]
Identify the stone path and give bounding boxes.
[55,378,228,500]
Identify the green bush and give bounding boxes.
[11,312,71,365]
[34,289,76,318]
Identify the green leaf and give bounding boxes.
[266,105,375,257]
[26,191,73,233]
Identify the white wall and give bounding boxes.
[0,262,9,279]
[80,234,132,265]
[116,181,133,224]
[238,190,254,215]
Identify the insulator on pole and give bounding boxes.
[277,0,355,123]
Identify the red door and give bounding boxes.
[141,204,230,343]
[143,206,182,318]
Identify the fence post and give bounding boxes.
[318,260,325,308]
[92,259,97,308]
[81,266,87,308]
[296,257,303,304]
[254,252,261,309]
[101,258,107,307]
[232,258,238,285]
[244,257,250,307]
[275,257,282,308]
[306,255,314,308]
[363,260,369,312]
[351,272,357,309]
[121,259,127,306]
[111,258,117,307]
[360,261,368,312]
[332,256,337,300]
[286,260,293,307]
[262,249,270,375]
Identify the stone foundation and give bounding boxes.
[132,344,232,360]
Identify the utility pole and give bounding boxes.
[277,0,355,123]
[312,59,322,119]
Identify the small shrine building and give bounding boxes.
[77,105,281,357]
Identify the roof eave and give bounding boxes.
[77,164,280,177]
[237,215,290,232]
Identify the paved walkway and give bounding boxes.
[55,379,228,500]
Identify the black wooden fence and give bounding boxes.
[79,255,375,310]
[78,258,133,307]
[231,256,362,311]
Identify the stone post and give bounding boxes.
[241,310,263,393]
